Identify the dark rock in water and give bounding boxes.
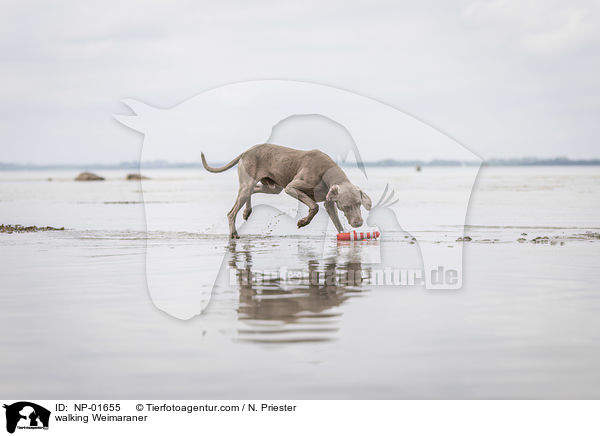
[531,236,549,244]
[456,236,472,242]
[517,238,526,243]
[0,224,65,234]
[521,232,527,236]
[75,172,104,181]
[416,165,421,172]
[126,173,150,180]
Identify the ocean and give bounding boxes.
[1,165,599,398]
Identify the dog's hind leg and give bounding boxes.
[229,159,259,236]
[228,181,255,238]
[243,181,283,220]
[243,197,252,220]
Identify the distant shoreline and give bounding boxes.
[1,157,600,171]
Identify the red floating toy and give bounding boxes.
[337,230,380,241]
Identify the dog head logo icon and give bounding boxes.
[3,402,50,434]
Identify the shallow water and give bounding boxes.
[1,166,599,398]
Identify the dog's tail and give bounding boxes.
[201,152,241,173]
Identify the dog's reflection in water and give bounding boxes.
[227,239,370,344]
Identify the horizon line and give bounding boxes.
[2,156,600,170]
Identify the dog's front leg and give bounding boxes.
[284,182,319,228]
[325,201,344,233]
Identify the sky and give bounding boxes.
[1,0,599,164]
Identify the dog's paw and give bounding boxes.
[243,207,252,220]
[297,217,310,228]
[230,231,240,239]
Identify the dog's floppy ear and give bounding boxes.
[360,190,372,210]
[326,185,340,202]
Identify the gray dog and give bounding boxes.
[202,144,372,238]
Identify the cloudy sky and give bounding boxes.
[1,0,599,164]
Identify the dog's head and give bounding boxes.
[326,183,372,228]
